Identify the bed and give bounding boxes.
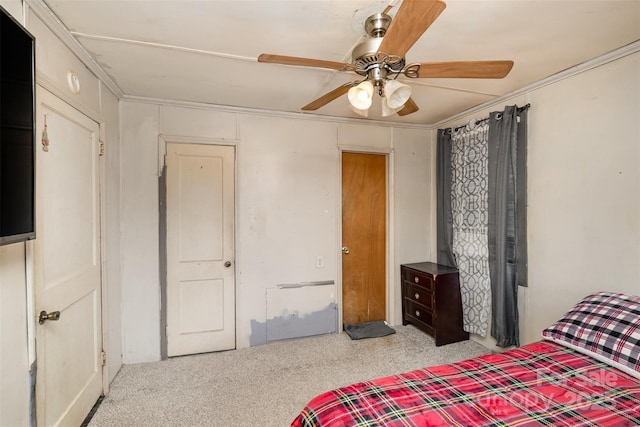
[291,292,640,426]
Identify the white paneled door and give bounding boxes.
[34,88,103,426]
[166,143,235,357]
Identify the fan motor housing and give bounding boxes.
[364,13,391,37]
[352,38,383,68]
[352,13,405,76]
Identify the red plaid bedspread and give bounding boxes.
[291,341,640,426]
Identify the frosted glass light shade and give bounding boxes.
[349,103,369,117]
[348,81,374,110]
[381,100,402,117]
[384,80,411,109]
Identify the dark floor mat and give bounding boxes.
[344,321,396,340]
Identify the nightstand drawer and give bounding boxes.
[405,270,433,291]
[405,283,433,310]
[405,299,433,327]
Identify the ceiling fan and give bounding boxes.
[258,0,514,117]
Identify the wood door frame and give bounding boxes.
[337,147,396,332]
[157,135,238,359]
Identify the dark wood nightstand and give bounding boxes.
[401,262,468,346]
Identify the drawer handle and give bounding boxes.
[414,292,420,300]
[415,310,420,317]
[414,277,419,283]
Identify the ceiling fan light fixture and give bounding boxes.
[348,80,374,110]
[349,103,369,117]
[259,0,515,118]
[381,99,403,117]
[384,79,411,110]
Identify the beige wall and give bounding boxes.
[524,51,640,340]
[119,103,432,361]
[0,244,30,426]
[119,44,640,361]
[0,1,122,423]
[434,49,640,349]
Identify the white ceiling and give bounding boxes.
[41,0,640,125]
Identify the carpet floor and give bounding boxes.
[89,325,490,427]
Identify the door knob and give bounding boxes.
[224,261,232,268]
[39,310,61,325]
[342,247,350,254]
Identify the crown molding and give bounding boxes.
[432,40,640,129]
[25,0,124,99]
[122,94,433,130]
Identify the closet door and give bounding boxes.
[166,143,235,356]
[341,152,387,325]
[35,88,103,426]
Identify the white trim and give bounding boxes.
[337,145,393,155]
[98,122,109,395]
[432,40,640,129]
[336,147,343,334]
[125,95,432,130]
[25,0,123,99]
[386,149,396,326]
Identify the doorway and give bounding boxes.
[341,152,387,325]
[164,143,236,357]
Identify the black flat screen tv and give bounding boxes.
[0,6,35,246]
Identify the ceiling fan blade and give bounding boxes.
[417,61,514,78]
[397,97,419,116]
[378,0,446,58]
[258,54,351,71]
[301,82,358,111]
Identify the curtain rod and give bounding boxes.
[443,103,530,134]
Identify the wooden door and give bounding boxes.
[34,88,103,426]
[341,152,386,325]
[166,143,235,356]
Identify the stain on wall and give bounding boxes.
[249,283,338,346]
[266,302,337,342]
[250,303,338,346]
